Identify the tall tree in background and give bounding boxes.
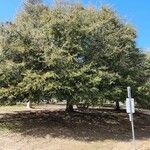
[0,1,149,111]
[0,0,57,107]
[137,53,150,108]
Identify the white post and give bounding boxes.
[127,87,136,150]
[26,100,32,109]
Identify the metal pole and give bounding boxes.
[127,87,136,150]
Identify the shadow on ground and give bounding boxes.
[0,108,150,142]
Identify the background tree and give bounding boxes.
[0,1,149,111]
[136,52,150,108]
[0,1,58,106]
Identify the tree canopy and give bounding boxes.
[0,1,149,110]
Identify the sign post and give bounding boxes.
[126,86,136,150]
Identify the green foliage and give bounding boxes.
[0,1,149,108]
[136,54,150,108]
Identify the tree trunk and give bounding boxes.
[115,100,120,111]
[26,100,32,109]
[66,101,74,112]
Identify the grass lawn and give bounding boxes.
[0,104,66,114]
[0,104,150,150]
[0,105,26,113]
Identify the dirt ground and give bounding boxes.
[0,105,150,150]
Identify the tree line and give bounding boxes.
[0,0,149,111]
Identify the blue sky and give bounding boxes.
[0,0,150,52]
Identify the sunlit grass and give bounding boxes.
[0,105,26,113]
